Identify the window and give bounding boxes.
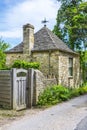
[69,58,73,76]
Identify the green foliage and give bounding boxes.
[69,88,80,98]
[37,84,87,107]
[53,0,87,51]
[0,38,9,69]
[11,60,40,69]
[0,38,9,51]
[78,86,87,95]
[37,85,70,106]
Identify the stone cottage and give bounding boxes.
[6,23,80,87]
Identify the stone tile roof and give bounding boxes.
[33,26,75,54]
[6,42,23,53]
[6,26,76,54]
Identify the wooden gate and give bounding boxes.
[13,69,27,110]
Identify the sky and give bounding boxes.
[0,0,60,48]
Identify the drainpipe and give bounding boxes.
[48,50,51,75]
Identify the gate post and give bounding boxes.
[27,69,34,108]
[12,68,17,109]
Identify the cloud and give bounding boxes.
[0,28,22,38]
[0,0,60,39]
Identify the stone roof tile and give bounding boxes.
[6,26,76,54]
[33,26,74,54]
[6,42,23,53]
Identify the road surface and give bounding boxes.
[1,95,87,130]
[75,116,87,130]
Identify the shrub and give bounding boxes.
[11,60,40,69]
[37,84,87,107]
[78,86,87,95]
[37,85,70,106]
[69,88,80,98]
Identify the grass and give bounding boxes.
[0,109,24,118]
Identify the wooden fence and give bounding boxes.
[0,70,13,109]
[0,69,57,110]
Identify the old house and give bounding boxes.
[6,23,80,87]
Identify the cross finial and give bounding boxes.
[41,18,49,27]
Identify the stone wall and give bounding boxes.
[6,53,33,66]
[33,69,57,105]
[58,51,80,87]
[6,53,23,66]
[32,50,80,87]
[32,50,59,77]
[73,55,80,87]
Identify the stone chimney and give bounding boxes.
[23,23,34,55]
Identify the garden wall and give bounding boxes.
[32,70,57,105]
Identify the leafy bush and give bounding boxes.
[37,84,87,107]
[37,85,70,106]
[78,86,87,95]
[11,60,40,69]
[69,88,80,98]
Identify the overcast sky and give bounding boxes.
[0,0,60,47]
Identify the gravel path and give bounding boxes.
[1,95,87,130]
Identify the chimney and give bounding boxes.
[23,23,34,55]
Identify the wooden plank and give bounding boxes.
[22,81,24,104]
[0,73,10,75]
[0,87,11,91]
[0,99,10,104]
[0,76,10,79]
[0,82,11,86]
[0,78,11,81]
[0,98,10,102]
[0,85,11,89]
[0,84,11,87]
[18,80,21,106]
[16,104,26,111]
[0,102,11,109]
[10,69,13,109]
[0,100,10,104]
[0,70,12,109]
[0,73,11,77]
[0,91,11,95]
[0,94,10,99]
[0,101,11,107]
[0,70,11,74]
[0,99,11,104]
[16,69,27,73]
[12,68,17,109]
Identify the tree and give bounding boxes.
[54,0,87,82]
[0,38,9,69]
[53,0,87,51]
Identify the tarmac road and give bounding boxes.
[75,116,87,130]
[1,95,87,130]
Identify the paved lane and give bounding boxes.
[75,116,87,130]
[1,95,87,130]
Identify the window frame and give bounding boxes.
[69,57,73,77]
